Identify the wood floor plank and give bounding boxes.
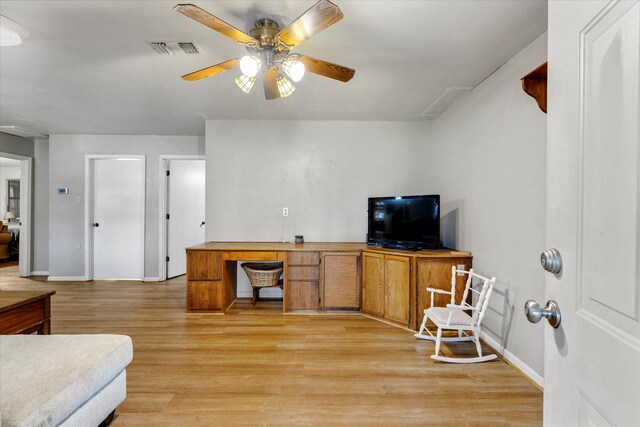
[0,266,542,426]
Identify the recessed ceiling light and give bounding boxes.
[0,15,29,47]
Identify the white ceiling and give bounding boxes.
[0,1,547,136]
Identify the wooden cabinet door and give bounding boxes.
[321,252,360,309]
[362,252,385,316]
[384,255,410,325]
[285,281,319,310]
[285,252,320,311]
[415,258,472,330]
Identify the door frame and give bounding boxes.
[0,152,32,277]
[84,155,146,281]
[158,155,205,282]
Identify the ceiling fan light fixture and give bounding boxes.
[282,57,305,83]
[276,74,296,98]
[239,55,261,78]
[234,75,256,94]
[0,15,29,47]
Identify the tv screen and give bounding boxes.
[367,195,440,250]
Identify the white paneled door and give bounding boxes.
[92,158,145,280]
[546,1,640,425]
[167,159,205,278]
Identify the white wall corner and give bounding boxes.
[30,271,49,276]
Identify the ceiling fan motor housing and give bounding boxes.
[249,18,281,48]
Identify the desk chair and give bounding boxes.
[241,262,284,306]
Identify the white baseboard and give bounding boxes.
[30,271,49,276]
[143,277,160,282]
[47,276,89,282]
[481,331,543,388]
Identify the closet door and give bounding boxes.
[92,158,145,280]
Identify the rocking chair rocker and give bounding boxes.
[415,266,497,363]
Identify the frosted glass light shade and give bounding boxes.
[282,58,305,82]
[276,75,295,98]
[235,75,256,94]
[0,15,29,47]
[239,55,260,78]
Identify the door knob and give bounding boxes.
[524,300,561,328]
[541,248,562,274]
[92,223,99,227]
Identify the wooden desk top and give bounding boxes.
[0,291,56,313]
[187,242,471,258]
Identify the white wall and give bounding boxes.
[421,33,547,380]
[48,135,204,279]
[33,139,49,273]
[205,119,427,296]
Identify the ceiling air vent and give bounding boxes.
[178,42,199,54]
[147,41,200,55]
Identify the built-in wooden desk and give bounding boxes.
[185,242,472,330]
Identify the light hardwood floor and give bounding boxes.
[0,266,542,426]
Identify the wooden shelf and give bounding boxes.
[521,62,547,113]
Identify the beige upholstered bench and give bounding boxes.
[0,334,133,427]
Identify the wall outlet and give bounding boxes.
[282,207,288,217]
[457,264,465,276]
[75,195,81,203]
[75,241,82,250]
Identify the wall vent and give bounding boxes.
[147,41,200,55]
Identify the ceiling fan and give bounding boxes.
[174,0,355,100]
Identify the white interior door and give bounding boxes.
[546,1,640,425]
[93,158,145,280]
[167,159,205,278]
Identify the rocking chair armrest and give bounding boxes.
[446,303,478,311]
[426,288,452,295]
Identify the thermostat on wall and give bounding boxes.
[57,187,69,194]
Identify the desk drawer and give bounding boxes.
[288,266,319,281]
[187,251,222,281]
[287,252,320,265]
[187,281,224,311]
[0,300,45,334]
[225,251,279,261]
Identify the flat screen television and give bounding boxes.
[367,195,441,250]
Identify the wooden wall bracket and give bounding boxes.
[521,62,547,113]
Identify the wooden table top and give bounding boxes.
[188,241,369,252]
[0,291,56,313]
[186,241,472,258]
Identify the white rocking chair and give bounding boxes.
[414,266,497,363]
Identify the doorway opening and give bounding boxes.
[158,156,205,281]
[0,153,32,276]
